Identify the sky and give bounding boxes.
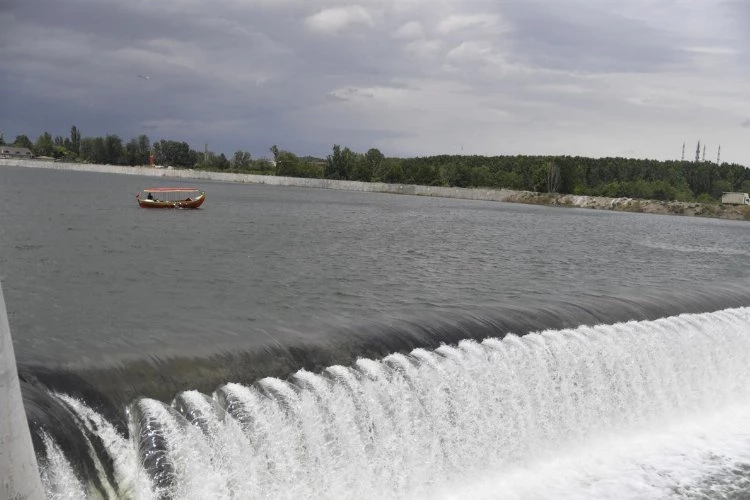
[2,0,749,163]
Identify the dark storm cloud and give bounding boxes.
[1,0,747,162]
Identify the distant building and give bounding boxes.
[0,147,32,159]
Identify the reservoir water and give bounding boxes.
[1,165,749,499]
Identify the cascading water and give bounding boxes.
[36,307,750,499]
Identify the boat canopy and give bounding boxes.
[143,188,200,192]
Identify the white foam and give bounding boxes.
[430,404,750,500]
[40,307,750,499]
[39,432,87,500]
[56,393,153,499]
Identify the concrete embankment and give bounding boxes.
[1,279,44,499]
[2,159,748,220]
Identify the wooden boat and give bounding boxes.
[136,188,206,209]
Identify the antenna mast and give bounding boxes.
[717,145,721,164]
[681,142,685,161]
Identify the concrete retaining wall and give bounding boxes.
[0,280,44,499]
[0,159,521,203]
[3,159,747,220]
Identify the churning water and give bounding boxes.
[36,308,750,499]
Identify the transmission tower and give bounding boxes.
[717,145,721,164]
[702,144,706,162]
[695,141,701,162]
[681,142,685,161]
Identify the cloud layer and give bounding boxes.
[1,0,748,163]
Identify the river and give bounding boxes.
[1,164,749,499]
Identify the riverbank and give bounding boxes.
[2,159,748,220]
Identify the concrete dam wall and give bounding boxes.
[0,159,521,202]
[0,279,44,499]
[2,159,748,220]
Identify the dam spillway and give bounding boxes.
[33,307,750,499]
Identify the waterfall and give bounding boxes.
[38,307,750,499]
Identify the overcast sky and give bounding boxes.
[2,0,749,163]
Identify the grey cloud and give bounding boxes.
[502,1,687,73]
[1,0,748,163]
[723,0,750,20]
[721,0,750,54]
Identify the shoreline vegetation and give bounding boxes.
[1,128,749,220]
[2,158,749,221]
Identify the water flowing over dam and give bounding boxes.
[32,307,750,499]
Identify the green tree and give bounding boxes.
[125,138,140,166]
[124,136,150,166]
[53,145,76,160]
[136,135,151,165]
[232,150,252,169]
[326,144,358,179]
[34,132,54,156]
[269,145,281,174]
[197,151,230,170]
[530,163,548,192]
[78,137,107,164]
[215,153,230,170]
[350,154,372,181]
[547,161,561,193]
[253,158,275,173]
[710,180,732,200]
[275,149,302,176]
[104,134,124,164]
[409,162,438,185]
[70,126,81,155]
[78,137,94,162]
[154,140,194,168]
[381,158,405,183]
[13,135,33,149]
[726,163,746,191]
[365,148,385,180]
[443,159,472,187]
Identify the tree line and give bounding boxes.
[3,128,749,202]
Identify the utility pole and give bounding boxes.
[681,142,685,161]
[695,141,701,163]
[717,145,721,165]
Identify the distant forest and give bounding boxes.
[4,127,750,202]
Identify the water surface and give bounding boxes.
[2,165,747,370]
